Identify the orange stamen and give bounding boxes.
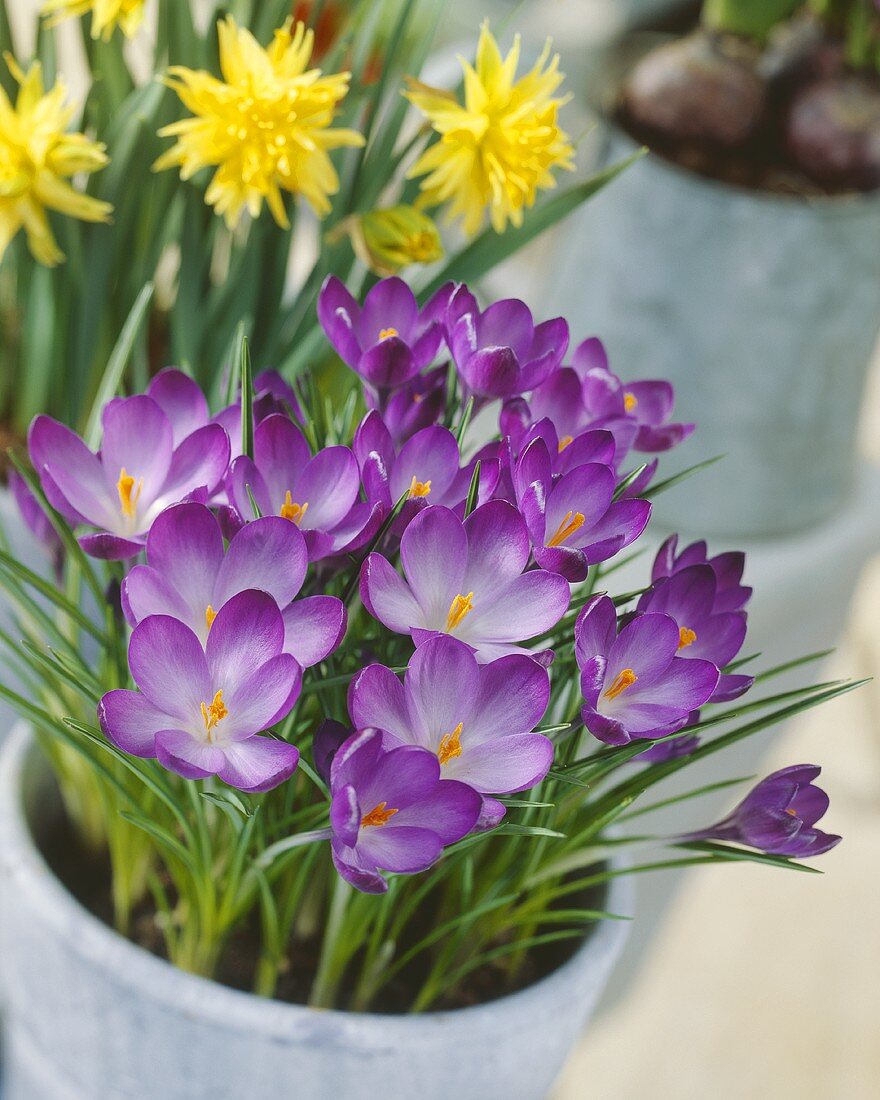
[438,722,463,766]
[361,801,399,828]
[547,510,585,548]
[604,668,637,701]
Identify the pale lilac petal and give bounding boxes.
[468,654,550,744]
[358,743,441,810]
[281,596,346,667]
[348,664,413,743]
[100,396,173,505]
[128,615,211,719]
[406,636,479,744]
[28,416,107,526]
[464,569,570,643]
[400,507,467,622]
[155,728,226,779]
[575,595,618,664]
[332,783,361,847]
[357,826,442,874]
[205,590,285,690]
[292,447,359,530]
[217,736,300,792]
[222,653,301,739]
[462,501,531,593]
[390,427,460,502]
[147,369,209,446]
[145,501,223,619]
[213,516,308,608]
[121,564,195,630]
[390,781,481,843]
[227,457,274,520]
[98,689,169,757]
[149,425,230,517]
[444,734,553,794]
[360,553,424,632]
[609,614,679,682]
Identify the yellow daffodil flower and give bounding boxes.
[405,22,575,236]
[41,0,146,41]
[0,55,112,267]
[154,16,365,230]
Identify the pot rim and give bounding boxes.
[0,724,633,1041]
[596,30,880,215]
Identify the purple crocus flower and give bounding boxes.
[99,590,301,791]
[652,534,752,613]
[329,727,482,893]
[8,469,63,574]
[353,411,497,529]
[318,276,452,402]
[572,338,694,454]
[575,594,719,746]
[637,564,752,702]
[226,414,378,562]
[375,365,447,446]
[360,501,570,663]
[635,732,701,764]
[513,437,651,582]
[349,634,553,823]
[28,396,230,560]
[122,502,345,666]
[684,766,841,858]
[445,286,568,406]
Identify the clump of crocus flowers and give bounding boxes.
[8,274,843,1008]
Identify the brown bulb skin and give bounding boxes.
[786,75,880,191]
[622,31,767,148]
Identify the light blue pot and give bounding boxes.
[0,728,632,1100]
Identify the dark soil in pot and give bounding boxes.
[38,790,604,1014]
[615,0,880,195]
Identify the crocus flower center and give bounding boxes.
[624,391,638,413]
[280,491,308,525]
[547,510,585,548]
[379,327,399,340]
[604,668,638,701]
[438,722,464,766]
[361,801,399,828]
[408,475,432,498]
[558,435,574,453]
[116,467,144,519]
[200,689,228,739]
[446,592,474,632]
[678,626,697,650]
[205,605,217,631]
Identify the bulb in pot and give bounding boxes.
[621,31,768,148]
[786,74,880,190]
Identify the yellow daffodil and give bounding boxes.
[405,22,575,236]
[0,55,112,267]
[154,16,365,230]
[41,0,146,41]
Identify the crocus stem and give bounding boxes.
[309,875,352,1009]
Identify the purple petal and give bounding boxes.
[217,736,300,793]
[444,733,553,794]
[357,825,442,874]
[574,595,617,664]
[317,275,362,367]
[78,533,145,560]
[390,426,460,503]
[609,614,680,682]
[405,636,480,743]
[221,653,302,739]
[571,336,609,378]
[462,500,531,592]
[400,506,467,618]
[128,615,211,720]
[358,338,417,390]
[100,396,173,507]
[147,369,209,446]
[121,564,195,631]
[292,447,359,531]
[391,780,481,843]
[205,590,285,691]
[98,689,169,757]
[358,277,419,344]
[348,663,412,742]
[145,501,224,620]
[150,425,230,516]
[28,416,105,526]
[155,728,225,780]
[331,783,361,847]
[282,596,346,667]
[469,653,550,743]
[214,515,308,608]
[360,553,423,633]
[465,568,570,645]
[358,743,441,812]
[314,719,351,784]
[253,415,311,507]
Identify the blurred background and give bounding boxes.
[2,0,879,1096]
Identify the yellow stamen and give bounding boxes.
[205,605,217,631]
[604,668,638,701]
[280,491,308,525]
[438,722,464,767]
[446,592,474,632]
[408,475,432,499]
[624,391,638,413]
[785,807,798,817]
[361,801,399,828]
[678,626,697,650]
[558,435,574,453]
[379,327,399,340]
[547,510,585,548]
[200,690,228,737]
[117,467,143,519]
